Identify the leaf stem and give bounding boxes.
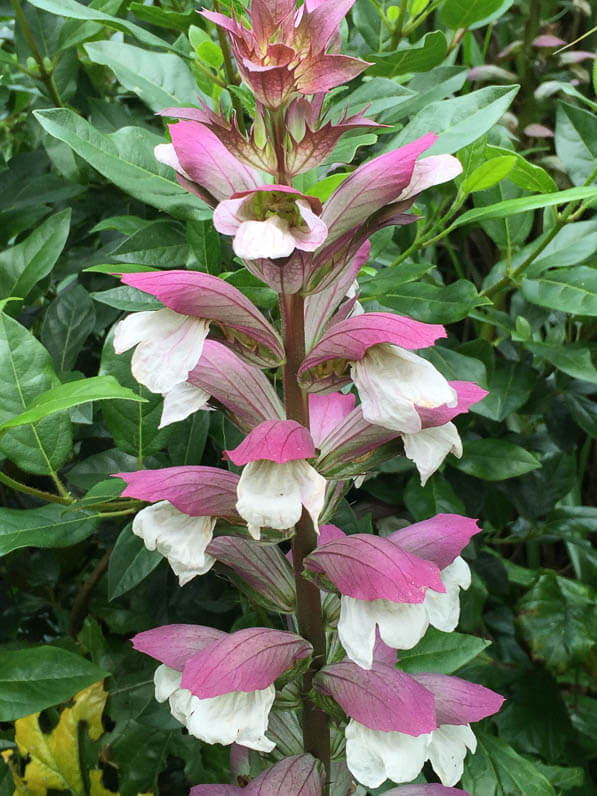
[10,0,63,107]
[0,470,73,505]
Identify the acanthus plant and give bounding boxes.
[112,1,503,793]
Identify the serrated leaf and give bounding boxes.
[0,648,107,721]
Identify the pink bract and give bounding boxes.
[388,514,482,570]
[225,420,316,465]
[132,624,227,671]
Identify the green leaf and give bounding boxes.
[27,0,186,55]
[0,210,71,301]
[555,101,597,186]
[420,346,488,387]
[398,628,491,674]
[0,313,72,475]
[84,41,201,112]
[41,284,96,374]
[129,2,194,32]
[486,144,557,193]
[522,266,597,316]
[108,524,162,600]
[462,155,516,193]
[563,392,597,437]
[451,186,597,229]
[367,31,447,77]
[518,573,597,671]
[0,504,100,556]
[453,439,542,480]
[0,646,107,721]
[389,85,519,156]
[322,133,378,166]
[472,360,536,422]
[33,110,211,222]
[362,279,490,323]
[90,286,162,312]
[526,342,597,384]
[187,220,222,275]
[110,221,188,267]
[0,376,146,433]
[462,732,556,796]
[306,173,350,203]
[440,0,504,29]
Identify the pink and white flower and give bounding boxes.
[190,754,325,795]
[225,420,326,540]
[133,624,312,751]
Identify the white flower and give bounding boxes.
[427,724,477,786]
[154,143,192,180]
[351,344,457,434]
[159,381,211,428]
[154,664,276,752]
[114,308,210,394]
[236,459,326,540]
[402,421,463,485]
[339,597,429,670]
[338,557,472,669]
[234,215,299,259]
[344,717,477,789]
[132,501,216,585]
[345,719,431,788]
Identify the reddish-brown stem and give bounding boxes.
[280,291,331,789]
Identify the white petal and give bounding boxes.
[375,600,430,651]
[233,216,297,259]
[424,557,471,632]
[338,596,378,670]
[345,720,431,788]
[154,143,192,180]
[236,459,325,540]
[183,686,276,752]
[351,345,458,434]
[292,198,328,252]
[427,724,477,787]
[213,196,247,236]
[159,381,211,428]
[403,421,463,486]
[115,308,210,394]
[133,501,216,584]
[154,664,182,703]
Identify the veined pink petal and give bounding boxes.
[293,199,328,251]
[309,392,356,448]
[188,340,284,429]
[317,405,399,475]
[321,133,436,243]
[132,624,226,671]
[120,270,284,366]
[298,312,446,391]
[248,754,324,796]
[315,661,437,734]
[304,0,357,52]
[418,381,488,428]
[213,196,247,236]
[225,420,316,465]
[388,514,481,570]
[190,788,239,795]
[297,53,369,95]
[411,674,504,725]
[168,122,261,202]
[532,34,566,47]
[181,628,312,697]
[303,534,445,602]
[383,786,471,795]
[286,522,346,566]
[116,466,240,517]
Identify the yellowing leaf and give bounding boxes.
[11,680,107,796]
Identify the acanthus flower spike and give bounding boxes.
[225,420,326,540]
[116,466,240,584]
[132,625,311,752]
[119,270,284,368]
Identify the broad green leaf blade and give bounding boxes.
[462,156,516,193]
[84,41,201,112]
[0,646,107,721]
[398,628,491,674]
[451,186,597,229]
[440,0,504,29]
[463,732,557,796]
[361,279,490,323]
[40,283,96,374]
[555,101,597,186]
[0,313,72,475]
[33,110,211,221]
[522,266,597,316]
[108,524,162,601]
[0,209,71,301]
[527,342,597,384]
[518,573,597,671]
[388,85,519,156]
[472,360,536,422]
[0,376,146,432]
[452,439,541,480]
[486,144,558,193]
[367,31,447,77]
[0,504,101,556]
[27,0,185,55]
